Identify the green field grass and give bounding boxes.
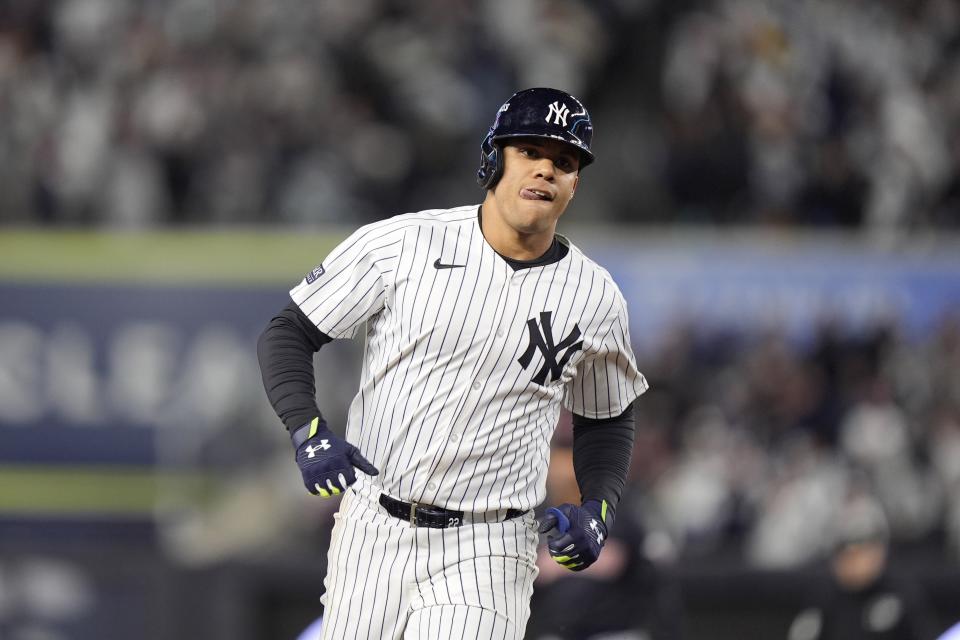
[0,229,350,285]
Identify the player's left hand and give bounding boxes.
[538,499,610,571]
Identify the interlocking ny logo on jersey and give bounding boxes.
[545,101,570,126]
[517,311,583,385]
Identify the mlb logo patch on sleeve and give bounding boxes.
[305,265,325,284]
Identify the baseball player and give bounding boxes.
[257,87,648,638]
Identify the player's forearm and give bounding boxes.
[571,401,636,522]
[257,301,332,433]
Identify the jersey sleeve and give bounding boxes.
[289,221,403,340]
[564,288,648,419]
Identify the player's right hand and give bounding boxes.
[291,417,379,497]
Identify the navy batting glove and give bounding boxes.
[538,499,611,571]
[291,417,379,497]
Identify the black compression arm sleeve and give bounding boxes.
[571,401,636,520]
[256,301,333,433]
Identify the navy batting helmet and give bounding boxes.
[477,87,594,190]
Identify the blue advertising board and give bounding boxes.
[596,239,960,347]
[0,283,289,467]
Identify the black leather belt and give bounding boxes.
[378,493,526,529]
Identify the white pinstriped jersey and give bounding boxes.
[291,204,647,513]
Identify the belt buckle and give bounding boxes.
[409,502,419,527]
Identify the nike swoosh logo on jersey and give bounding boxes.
[434,259,466,269]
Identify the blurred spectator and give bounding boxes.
[785,492,938,640]
[0,556,96,640]
[746,433,848,568]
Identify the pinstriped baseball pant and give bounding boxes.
[318,483,539,639]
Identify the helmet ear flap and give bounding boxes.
[477,133,503,190]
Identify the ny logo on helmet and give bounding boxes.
[545,101,570,126]
[517,311,583,385]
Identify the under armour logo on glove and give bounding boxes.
[538,500,610,571]
[292,417,378,498]
[305,439,331,458]
[588,518,604,545]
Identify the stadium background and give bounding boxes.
[2,0,960,638]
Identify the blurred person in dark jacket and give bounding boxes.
[787,493,937,640]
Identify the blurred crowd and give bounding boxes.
[1,0,959,230]
[526,313,960,637]
[611,312,960,569]
[451,306,960,639]
[658,0,960,231]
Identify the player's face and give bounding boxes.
[491,138,580,236]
